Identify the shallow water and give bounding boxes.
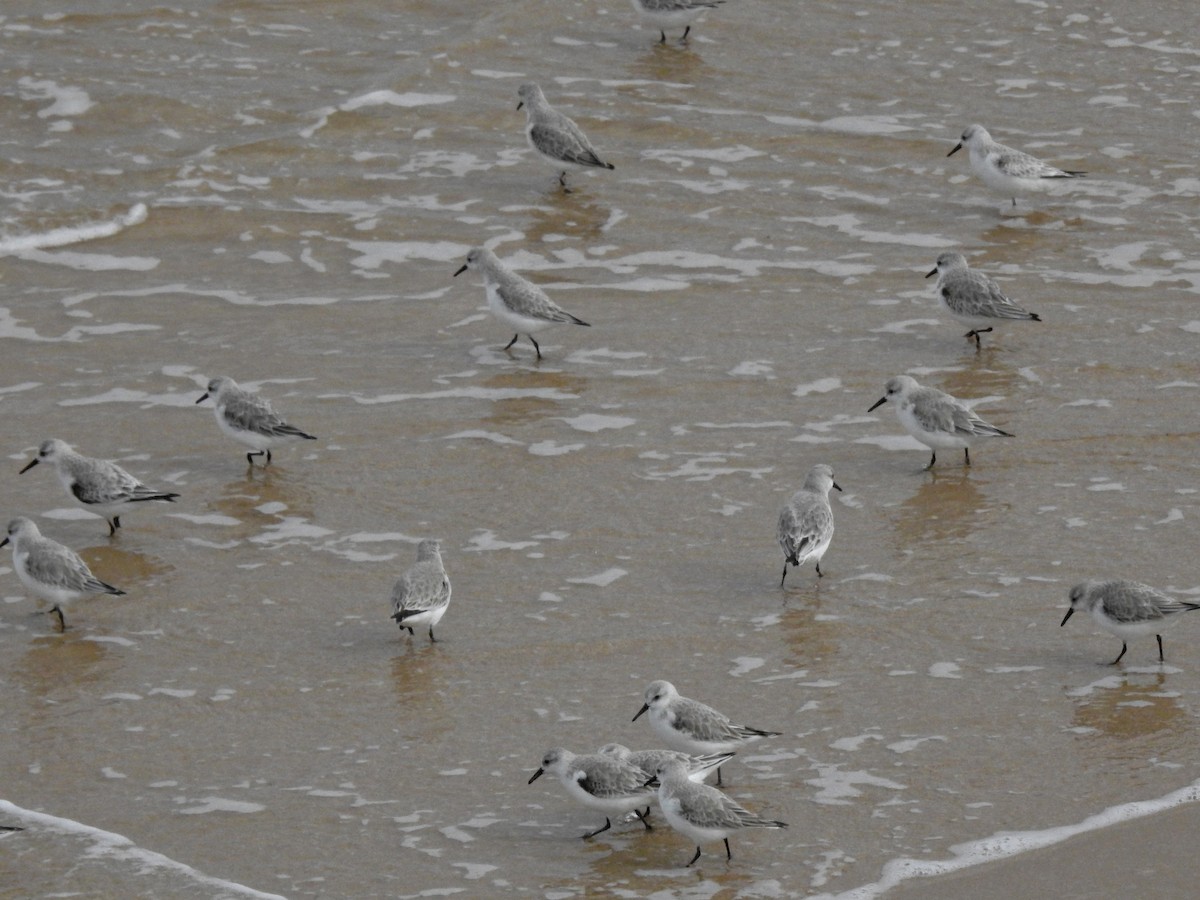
[3,1,1200,897]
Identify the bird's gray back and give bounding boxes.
[670,697,736,741]
[392,559,450,612]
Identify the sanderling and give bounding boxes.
[196,376,317,467]
[633,680,781,785]
[777,463,841,586]
[389,539,451,642]
[926,251,1041,348]
[516,83,614,191]
[1061,580,1200,665]
[1,517,126,632]
[528,747,656,839]
[453,246,590,359]
[947,124,1086,207]
[629,0,725,43]
[647,758,787,867]
[19,439,180,535]
[867,375,1013,469]
[597,743,735,784]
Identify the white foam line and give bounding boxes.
[0,204,148,254]
[0,798,287,900]
[814,779,1200,899]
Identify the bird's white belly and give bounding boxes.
[216,408,273,450]
[939,296,998,329]
[805,532,833,564]
[652,710,736,754]
[398,601,448,630]
[564,776,645,814]
[661,795,726,843]
[1092,606,1165,640]
[897,403,969,449]
[972,150,1044,194]
[15,551,79,605]
[486,285,553,334]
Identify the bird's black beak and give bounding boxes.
[0,537,9,548]
[832,481,843,492]
[453,264,468,277]
[528,767,545,785]
[196,393,209,405]
[867,397,887,413]
[947,142,963,157]
[632,703,649,723]
[1060,608,1074,627]
[643,775,659,789]
[925,267,938,278]
[516,100,524,111]
[19,458,38,474]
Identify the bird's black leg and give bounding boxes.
[558,171,572,193]
[681,25,692,41]
[715,767,723,787]
[686,846,702,867]
[659,29,667,43]
[428,626,437,642]
[1109,642,1128,665]
[924,451,937,470]
[582,817,612,839]
[1157,634,1165,662]
[50,606,66,633]
[723,837,732,861]
[265,449,273,466]
[634,807,653,830]
[503,334,520,352]
[816,562,824,578]
[107,517,118,536]
[529,335,542,359]
[964,447,971,467]
[780,563,788,587]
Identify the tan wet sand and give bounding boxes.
[892,802,1200,900]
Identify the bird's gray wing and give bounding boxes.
[671,698,737,742]
[23,543,87,588]
[1108,584,1176,623]
[222,392,283,434]
[531,118,609,169]
[578,758,649,799]
[909,388,962,436]
[778,498,831,563]
[69,462,142,504]
[392,562,449,615]
[495,281,586,326]
[675,783,741,830]
[965,271,1036,320]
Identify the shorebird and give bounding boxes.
[19,439,180,535]
[196,376,317,466]
[516,83,614,192]
[867,375,1013,469]
[453,246,590,359]
[947,123,1086,207]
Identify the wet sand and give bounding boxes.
[892,802,1200,900]
[3,1,1200,897]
